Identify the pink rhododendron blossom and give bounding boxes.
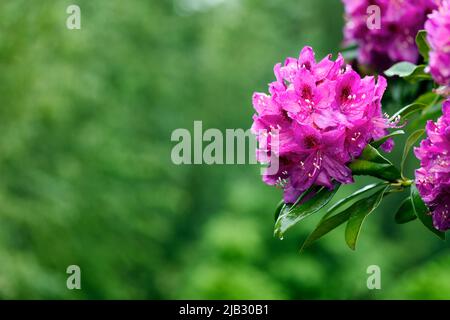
[252,47,393,203]
[425,0,450,87]
[414,99,450,231]
[342,0,437,71]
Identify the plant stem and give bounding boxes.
[391,178,413,189]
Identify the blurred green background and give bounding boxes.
[0,0,448,299]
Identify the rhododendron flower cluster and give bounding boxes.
[414,99,450,231]
[251,47,393,203]
[342,0,437,70]
[425,0,450,87]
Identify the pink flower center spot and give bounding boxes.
[302,62,311,71]
[301,86,313,101]
[304,135,319,149]
[340,86,351,104]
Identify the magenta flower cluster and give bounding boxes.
[414,99,450,231]
[425,0,450,87]
[251,47,393,203]
[342,0,437,70]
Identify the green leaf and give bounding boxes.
[359,144,392,163]
[274,200,285,221]
[417,92,444,117]
[300,209,352,251]
[301,186,388,251]
[349,145,401,182]
[401,129,425,178]
[385,62,417,77]
[290,184,321,208]
[422,103,444,118]
[345,186,389,250]
[274,182,340,239]
[395,196,417,224]
[404,65,432,82]
[409,93,443,131]
[414,92,439,107]
[411,185,445,240]
[371,130,405,149]
[349,160,401,181]
[385,62,431,82]
[416,30,429,62]
[322,182,387,220]
[389,104,426,123]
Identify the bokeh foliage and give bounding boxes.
[0,0,448,299]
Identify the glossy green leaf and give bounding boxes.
[422,103,444,118]
[322,182,387,220]
[389,104,426,123]
[414,91,439,107]
[385,62,417,77]
[274,182,340,239]
[300,209,352,251]
[349,145,401,181]
[345,186,389,250]
[349,160,401,181]
[416,30,429,62]
[409,93,444,131]
[395,196,417,224]
[290,184,321,208]
[401,129,424,178]
[411,185,445,240]
[403,65,432,82]
[274,200,285,221]
[301,186,388,251]
[371,130,405,149]
[359,144,392,163]
[385,62,431,82]
[414,91,441,118]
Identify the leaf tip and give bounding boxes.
[346,241,356,251]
